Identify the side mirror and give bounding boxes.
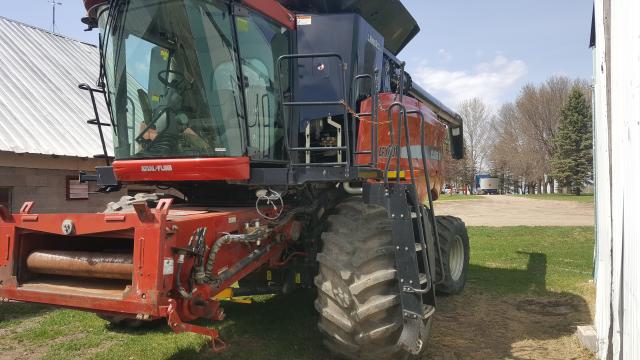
[448,125,464,160]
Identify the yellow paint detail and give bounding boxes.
[295,273,301,284]
[387,170,406,179]
[151,95,160,103]
[213,288,252,304]
[231,281,240,289]
[213,288,233,300]
[266,270,272,281]
[226,297,252,304]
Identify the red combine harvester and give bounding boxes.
[0,0,469,358]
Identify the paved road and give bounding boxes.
[434,195,595,227]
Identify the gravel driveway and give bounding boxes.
[434,195,595,226]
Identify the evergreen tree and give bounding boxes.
[550,87,593,195]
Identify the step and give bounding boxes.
[419,273,428,285]
[422,304,435,319]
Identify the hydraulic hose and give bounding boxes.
[200,229,267,285]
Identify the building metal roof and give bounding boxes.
[0,16,112,158]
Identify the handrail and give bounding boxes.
[276,53,351,168]
[352,70,380,168]
[79,83,111,166]
[406,109,447,286]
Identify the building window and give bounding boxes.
[0,187,11,209]
[66,176,89,200]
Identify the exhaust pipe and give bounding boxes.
[343,182,363,195]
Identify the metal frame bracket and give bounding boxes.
[167,299,227,352]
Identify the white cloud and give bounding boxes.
[411,55,528,108]
[437,48,452,63]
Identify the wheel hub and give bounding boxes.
[449,235,465,281]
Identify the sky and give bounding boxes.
[1,1,593,110]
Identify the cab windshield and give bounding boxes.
[99,0,289,160]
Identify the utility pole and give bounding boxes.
[50,0,63,33]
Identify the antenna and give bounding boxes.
[50,0,63,33]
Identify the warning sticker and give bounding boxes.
[160,48,169,61]
[236,17,250,32]
[163,258,174,275]
[297,15,312,26]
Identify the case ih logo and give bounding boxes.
[141,165,173,172]
[378,146,442,161]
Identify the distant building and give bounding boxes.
[0,17,131,213]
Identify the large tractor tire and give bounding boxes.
[314,198,431,360]
[434,216,470,295]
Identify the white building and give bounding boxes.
[0,17,133,213]
[592,1,640,358]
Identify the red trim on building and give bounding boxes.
[242,0,296,30]
[113,157,251,182]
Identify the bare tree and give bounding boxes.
[490,103,533,193]
[488,76,590,194]
[516,76,574,193]
[458,98,494,191]
[443,143,473,192]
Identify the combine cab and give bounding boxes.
[0,0,469,358]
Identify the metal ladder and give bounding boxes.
[79,83,112,166]
[364,64,450,352]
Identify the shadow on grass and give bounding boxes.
[164,253,592,360]
[168,291,329,360]
[468,251,550,295]
[0,252,590,359]
[0,302,53,329]
[428,252,592,359]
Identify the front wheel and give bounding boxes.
[314,198,431,360]
[434,216,470,295]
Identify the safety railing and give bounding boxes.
[381,63,447,292]
[351,70,380,168]
[79,83,111,166]
[276,53,351,168]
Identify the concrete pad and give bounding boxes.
[576,325,598,353]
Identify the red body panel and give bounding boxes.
[83,0,108,17]
[83,0,296,30]
[113,157,251,182]
[0,201,293,323]
[356,93,447,202]
[242,0,296,30]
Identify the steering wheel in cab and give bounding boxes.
[157,69,191,93]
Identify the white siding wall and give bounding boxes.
[593,0,611,356]
[594,0,640,358]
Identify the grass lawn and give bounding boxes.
[0,227,595,360]
[468,226,594,295]
[437,194,483,201]
[515,193,594,203]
